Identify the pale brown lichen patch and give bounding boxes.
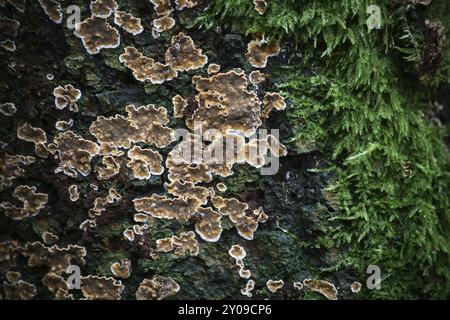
[165,33,208,72]
[153,16,175,32]
[0,17,20,37]
[110,259,131,279]
[246,37,280,68]
[96,155,120,180]
[53,84,81,112]
[0,39,15,52]
[303,278,338,300]
[74,16,120,55]
[262,92,286,118]
[1,185,48,220]
[150,0,172,17]
[266,279,284,293]
[114,11,144,35]
[38,0,63,24]
[127,146,164,179]
[172,95,187,118]
[90,0,118,18]
[17,122,48,158]
[135,275,180,300]
[207,63,221,75]
[253,0,268,15]
[42,231,59,245]
[49,131,100,177]
[0,102,17,116]
[80,275,124,300]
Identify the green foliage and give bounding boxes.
[201,0,450,298]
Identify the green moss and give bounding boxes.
[201,0,450,298]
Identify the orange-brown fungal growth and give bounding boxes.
[156,231,199,256]
[249,70,266,85]
[119,47,155,82]
[3,278,37,300]
[228,244,246,260]
[150,0,172,17]
[194,207,223,242]
[262,92,286,118]
[135,275,180,300]
[96,155,120,180]
[266,279,284,293]
[133,194,201,221]
[0,102,17,116]
[351,282,362,294]
[153,16,175,32]
[164,180,209,205]
[246,37,280,68]
[165,33,208,72]
[55,119,74,131]
[189,70,262,136]
[253,0,268,15]
[23,241,87,274]
[17,122,48,158]
[172,95,187,118]
[53,84,82,112]
[80,275,124,300]
[88,188,121,218]
[0,154,35,192]
[49,131,100,177]
[114,11,144,35]
[42,272,73,300]
[207,63,221,75]
[0,17,20,37]
[90,0,118,18]
[74,16,120,55]
[303,279,338,300]
[241,279,255,297]
[175,0,201,10]
[127,146,164,179]
[1,185,48,220]
[110,259,131,279]
[38,0,63,24]
[42,231,59,245]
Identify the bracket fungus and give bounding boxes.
[135,275,180,300]
[55,119,74,131]
[80,275,124,300]
[3,278,37,300]
[42,231,59,245]
[110,259,131,279]
[155,231,199,257]
[228,244,246,261]
[49,131,100,177]
[68,184,79,202]
[0,102,17,116]
[114,11,144,35]
[153,16,175,32]
[0,240,21,272]
[1,185,48,220]
[207,63,221,75]
[351,282,362,294]
[172,95,187,118]
[241,279,255,297]
[266,279,284,293]
[88,188,121,218]
[42,272,73,300]
[293,281,304,291]
[53,84,81,112]
[0,17,20,37]
[262,92,286,118]
[249,70,266,85]
[253,0,268,15]
[127,146,164,180]
[165,32,208,72]
[38,0,63,24]
[74,16,120,55]
[0,154,35,192]
[90,0,118,18]
[96,155,120,180]
[175,0,202,10]
[1,0,26,12]
[246,37,280,69]
[0,39,15,52]
[119,46,155,82]
[134,194,201,221]
[194,207,223,242]
[150,0,172,17]
[164,179,209,205]
[303,279,338,300]
[17,122,48,158]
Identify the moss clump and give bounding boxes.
[200,0,450,298]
